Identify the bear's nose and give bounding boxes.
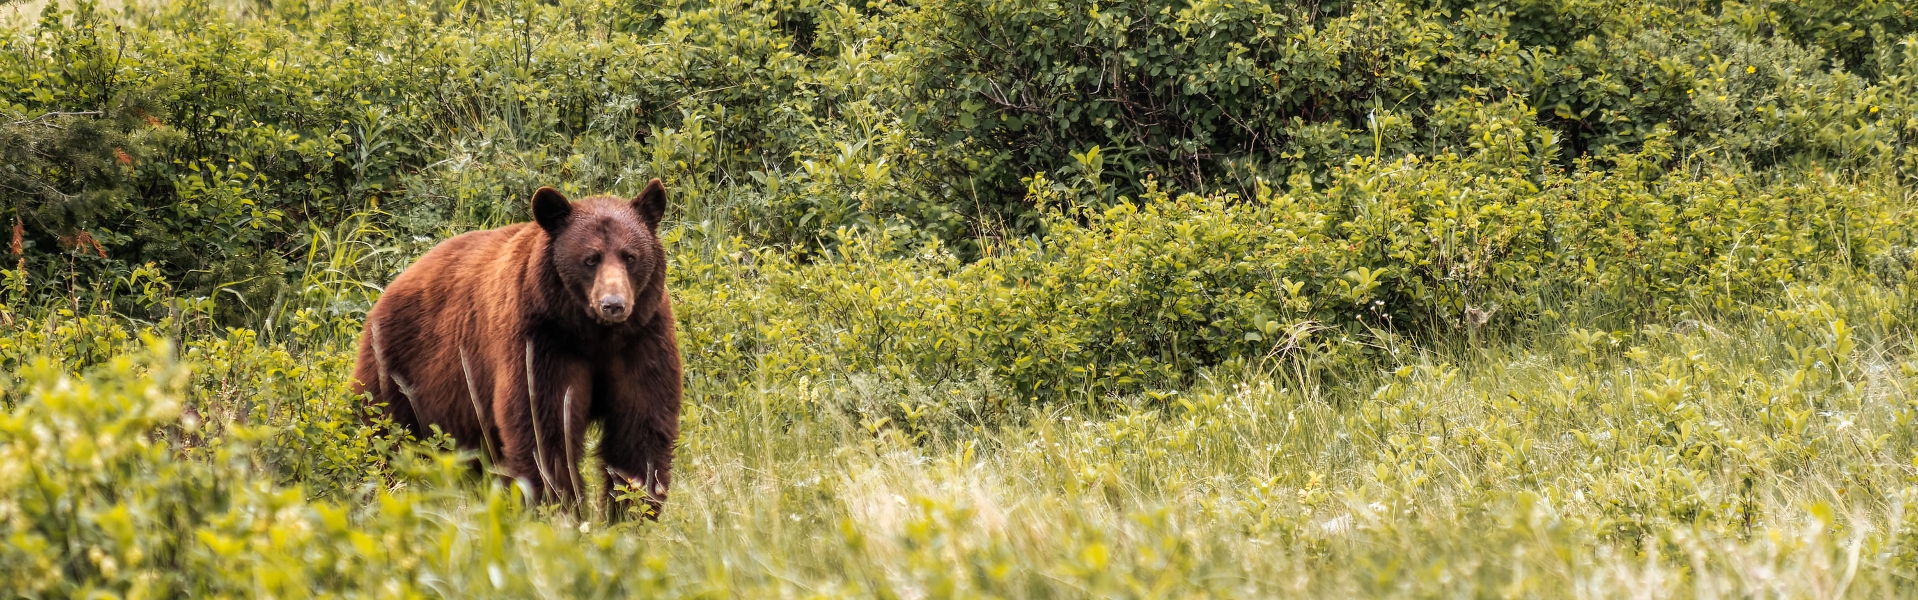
[598,295,628,317]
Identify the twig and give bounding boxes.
[8,111,103,128]
[984,80,1044,114]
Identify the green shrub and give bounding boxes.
[676,146,1913,400]
[5,0,1915,301]
[0,311,405,497]
[905,0,1918,224]
[0,338,693,598]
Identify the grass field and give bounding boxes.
[4,0,1918,596]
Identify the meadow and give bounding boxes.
[3,0,1918,596]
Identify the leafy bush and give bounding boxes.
[0,339,690,598]
[906,0,1918,222]
[677,145,1913,400]
[4,0,1915,299]
[0,309,412,497]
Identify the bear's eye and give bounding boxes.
[583,254,601,268]
[620,250,636,263]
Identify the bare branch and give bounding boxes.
[8,111,104,128]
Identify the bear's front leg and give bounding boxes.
[599,409,677,521]
[595,331,683,521]
[496,341,594,506]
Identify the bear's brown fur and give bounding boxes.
[352,179,681,518]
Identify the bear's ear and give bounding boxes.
[633,178,668,231]
[532,187,572,232]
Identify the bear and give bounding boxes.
[351,179,682,519]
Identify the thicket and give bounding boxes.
[4,0,1915,291]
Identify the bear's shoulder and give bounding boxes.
[436,222,536,252]
[385,223,541,294]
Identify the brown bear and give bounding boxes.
[351,179,682,519]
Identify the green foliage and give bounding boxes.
[676,150,1912,400]
[2,0,1918,594]
[3,0,1915,297]
[909,0,1918,222]
[0,339,683,598]
[1,1,167,276]
[0,309,412,498]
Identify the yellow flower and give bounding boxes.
[1746,66,1755,74]
[1869,105,1879,113]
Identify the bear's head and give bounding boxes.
[531,179,668,326]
